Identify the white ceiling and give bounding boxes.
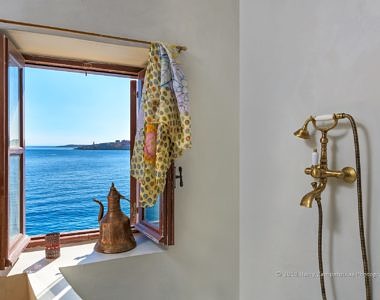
[4,29,149,68]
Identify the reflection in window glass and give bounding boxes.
[144,195,160,228]
[8,64,20,148]
[9,155,21,240]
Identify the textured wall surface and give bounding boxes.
[240,1,380,299]
[0,1,239,299]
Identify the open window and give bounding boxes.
[0,28,176,270]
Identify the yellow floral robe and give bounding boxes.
[130,42,191,207]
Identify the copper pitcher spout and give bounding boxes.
[93,198,104,222]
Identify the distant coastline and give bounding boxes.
[56,144,84,148]
[58,140,130,150]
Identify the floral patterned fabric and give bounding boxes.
[130,42,191,207]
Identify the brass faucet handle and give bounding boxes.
[305,166,322,178]
[341,167,357,183]
[324,167,357,183]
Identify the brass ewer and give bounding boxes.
[93,183,136,253]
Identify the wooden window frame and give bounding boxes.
[0,36,30,269]
[22,55,143,78]
[0,34,9,269]
[134,165,175,245]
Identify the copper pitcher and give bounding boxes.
[93,183,136,253]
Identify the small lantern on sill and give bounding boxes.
[45,232,60,259]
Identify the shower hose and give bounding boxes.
[316,113,371,300]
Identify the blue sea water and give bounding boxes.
[25,146,130,236]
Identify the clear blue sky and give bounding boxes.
[25,67,131,146]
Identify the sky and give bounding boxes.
[25,67,131,146]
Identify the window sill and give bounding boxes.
[0,233,165,299]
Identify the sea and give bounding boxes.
[25,146,131,236]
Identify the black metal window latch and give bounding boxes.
[175,166,183,187]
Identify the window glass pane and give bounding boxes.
[144,195,160,228]
[9,155,21,240]
[8,63,20,148]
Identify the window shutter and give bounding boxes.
[131,77,175,246]
[129,80,137,225]
[0,35,29,270]
[135,165,175,246]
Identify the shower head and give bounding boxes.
[294,126,310,139]
[294,114,344,140]
[294,116,313,139]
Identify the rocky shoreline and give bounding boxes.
[59,140,130,150]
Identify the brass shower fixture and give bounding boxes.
[294,113,371,300]
[294,113,357,208]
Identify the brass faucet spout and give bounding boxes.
[300,182,326,208]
